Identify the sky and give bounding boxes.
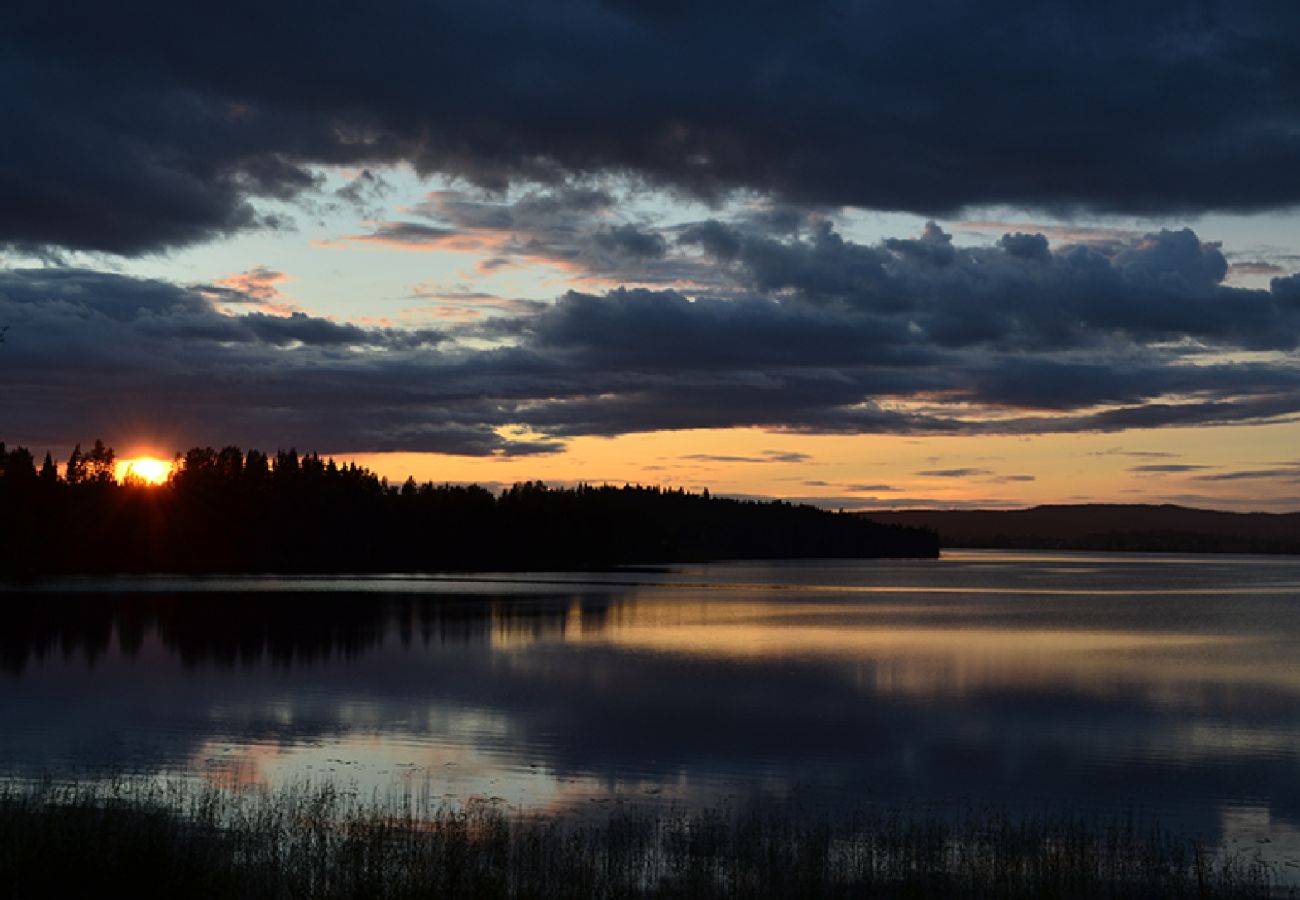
[3,1,1300,511]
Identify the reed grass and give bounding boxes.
[0,777,1286,899]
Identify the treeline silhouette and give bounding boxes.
[0,440,937,574]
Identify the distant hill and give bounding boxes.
[862,504,1300,554]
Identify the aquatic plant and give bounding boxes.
[0,777,1283,899]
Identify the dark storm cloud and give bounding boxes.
[494,223,1300,439]
[524,287,924,368]
[8,1,1300,254]
[0,269,540,454]
[1271,273,1300,306]
[592,225,669,260]
[237,312,392,348]
[7,224,1300,455]
[682,221,1300,353]
[0,268,445,351]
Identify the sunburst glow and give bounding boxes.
[116,456,172,486]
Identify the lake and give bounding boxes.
[2,550,1298,869]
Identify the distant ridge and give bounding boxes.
[862,504,1300,554]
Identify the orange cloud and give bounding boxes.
[215,265,291,301]
[211,266,299,315]
[322,222,509,255]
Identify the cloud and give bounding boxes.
[203,266,300,315]
[764,451,812,464]
[681,220,1300,354]
[7,223,1300,455]
[682,450,812,464]
[1088,448,1179,459]
[340,222,482,251]
[1193,468,1300,482]
[332,168,391,213]
[210,266,289,303]
[958,221,1143,250]
[521,286,924,371]
[916,468,994,478]
[1231,261,1290,278]
[1129,464,1213,473]
[0,268,524,454]
[402,284,543,322]
[9,2,1300,254]
[340,188,716,289]
[1225,248,1300,281]
[593,225,668,260]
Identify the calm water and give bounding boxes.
[2,551,1299,864]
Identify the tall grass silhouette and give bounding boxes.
[0,778,1284,899]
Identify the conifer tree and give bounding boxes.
[85,439,116,484]
[65,444,84,485]
[39,452,57,484]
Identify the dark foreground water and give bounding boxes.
[2,551,1298,873]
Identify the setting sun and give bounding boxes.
[116,456,172,486]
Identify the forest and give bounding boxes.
[0,441,938,574]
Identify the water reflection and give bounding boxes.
[1,552,1299,866]
[0,592,615,673]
